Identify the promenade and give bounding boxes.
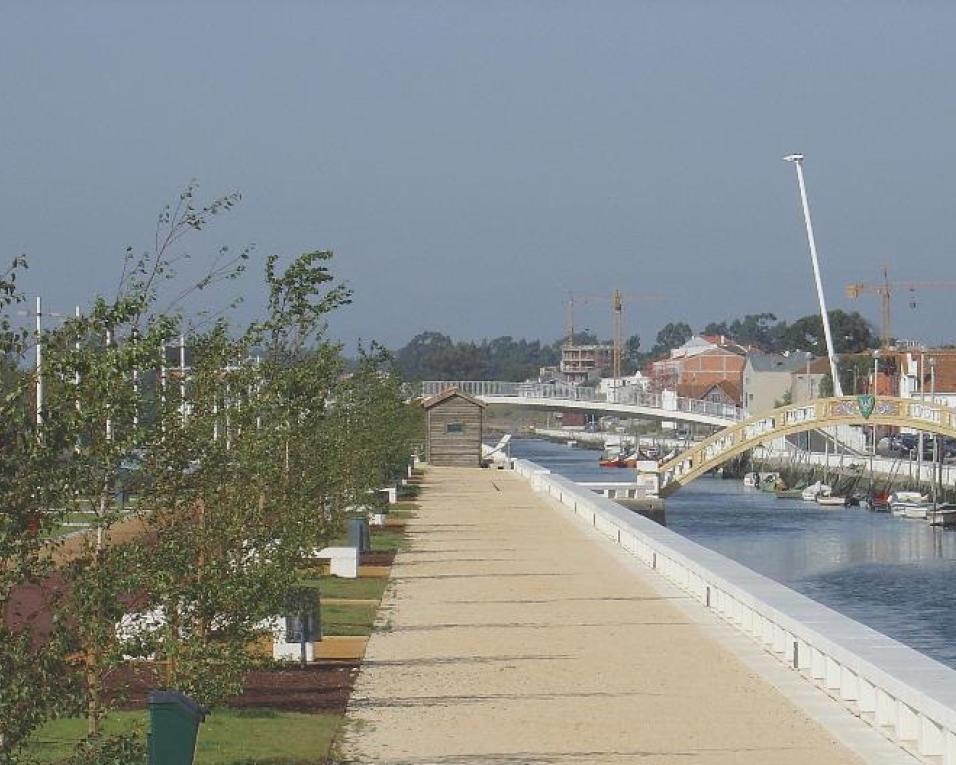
[340,467,866,764]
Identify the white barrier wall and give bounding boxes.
[512,458,956,764]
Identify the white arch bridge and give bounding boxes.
[657,395,956,496]
[419,380,743,428]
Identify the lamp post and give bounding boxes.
[870,349,880,496]
[930,357,938,510]
[917,350,926,484]
[784,154,844,397]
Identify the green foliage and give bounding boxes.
[394,331,561,381]
[63,733,146,765]
[702,310,877,355]
[2,188,421,753]
[652,322,693,357]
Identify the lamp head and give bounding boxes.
[783,154,805,163]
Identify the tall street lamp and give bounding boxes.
[784,154,844,397]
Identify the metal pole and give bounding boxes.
[931,361,938,510]
[35,296,42,428]
[784,155,844,396]
[131,329,139,429]
[74,306,81,414]
[918,352,925,488]
[105,328,113,442]
[160,340,167,434]
[871,351,878,497]
[179,335,187,426]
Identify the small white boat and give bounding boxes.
[928,505,956,527]
[801,482,832,502]
[816,495,847,508]
[889,491,929,517]
[743,472,760,487]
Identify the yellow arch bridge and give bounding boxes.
[657,396,956,497]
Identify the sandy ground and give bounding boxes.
[340,467,861,765]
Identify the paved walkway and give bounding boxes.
[341,467,861,764]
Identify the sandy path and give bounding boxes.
[340,467,860,764]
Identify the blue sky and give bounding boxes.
[2,1,955,350]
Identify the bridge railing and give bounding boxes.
[420,380,604,401]
[420,381,746,421]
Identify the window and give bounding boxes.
[445,422,464,434]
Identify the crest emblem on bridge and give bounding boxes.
[857,395,876,419]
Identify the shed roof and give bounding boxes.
[422,387,488,410]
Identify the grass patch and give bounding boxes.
[298,575,386,601]
[397,483,420,500]
[370,529,405,553]
[26,708,341,764]
[389,501,418,517]
[321,601,378,636]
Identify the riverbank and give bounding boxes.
[339,466,869,764]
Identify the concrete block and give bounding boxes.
[311,546,358,578]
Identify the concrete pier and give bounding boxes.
[341,467,879,764]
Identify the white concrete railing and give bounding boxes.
[512,457,956,763]
[420,380,745,421]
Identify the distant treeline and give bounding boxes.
[392,311,878,382]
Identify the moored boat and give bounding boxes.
[598,455,628,468]
[889,491,929,517]
[801,481,831,502]
[775,488,803,499]
[928,505,956,527]
[865,491,891,512]
[816,495,848,508]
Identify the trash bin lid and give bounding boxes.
[148,690,208,723]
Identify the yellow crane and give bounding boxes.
[564,290,663,384]
[845,266,956,347]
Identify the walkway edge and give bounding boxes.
[516,458,952,764]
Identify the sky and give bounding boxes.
[2,1,956,352]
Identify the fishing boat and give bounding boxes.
[816,495,848,508]
[865,491,891,512]
[598,454,628,468]
[801,482,832,502]
[928,505,956,527]
[775,488,804,499]
[889,491,929,517]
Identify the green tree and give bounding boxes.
[652,322,692,357]
[782,310,876,354]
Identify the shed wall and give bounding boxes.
[427,396,483,467]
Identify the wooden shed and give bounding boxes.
[423,388,486,467]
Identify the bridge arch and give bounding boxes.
[657,396,956,496]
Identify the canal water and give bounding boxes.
[509,437,956,669]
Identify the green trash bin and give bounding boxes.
[148,690,207,765]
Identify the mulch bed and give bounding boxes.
[111,661,361,714]
[360,550,395,567]
[229,664,360,713]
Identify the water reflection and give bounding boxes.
[510,438,956,667]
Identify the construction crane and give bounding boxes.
[564,290,663,384]
[845,266,956,347]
